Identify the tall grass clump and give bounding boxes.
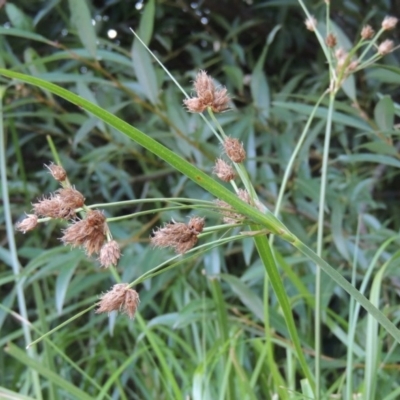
[2,0,400,399]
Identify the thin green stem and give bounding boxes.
[272,90,328,220]
[345,214,362,400]
[297,0,334,77]
[88,197,215,209]
[27,305,96,348]
[358,28,385,61]
[129,234,245,288]
[105,204,213,223]
[315,92,335,398]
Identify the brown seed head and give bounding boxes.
[151,218,202,254]
[45,163,67,182]
[305,16,317,31]
[194,70,215,103]
[213,158,236,182]
[57,187,85,212]
[33,188,84,220]
[325,33,337,48]
[61,209,107,255]
[16,214,38,233]
[99,240,121,268]
[188,216,205,234]
[223,137,246,163]
[361,25,375,40]
[183,70,230,113]
[96,283,140,319]
[382,16,398,31]
[378,39,394,55]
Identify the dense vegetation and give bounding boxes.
[1,0,400,399]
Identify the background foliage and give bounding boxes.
[1,0,400,399]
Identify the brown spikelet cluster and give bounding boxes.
[96,283,140,319]
[378,39,395,56]
[45,163,67,182]
[305,16,317,32]
[33,187,85,219]
[223,137,246,163]
[361,25,375,40]
[16,214,38,233]
[99,240,121,268]
[325,33,337,48]
[382,16,398,31]
[61,210,107,256]
[213,158,236,182]
[183,70,230,113]
[151,216,205,254]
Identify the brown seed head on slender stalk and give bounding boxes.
[57,187,85,214]
[99,240,121,268]
[61,209,107,255]
[223,137,246,163]
[96,283,140,319]
[188,216,205,234]
[378,39,395,55]
[361,25,375,40]
[151,217,204,254]
[33,187,85,219]
[213,158,236,182]
[33,195,63,219]
[183,70,230,113]
[305,16,317,31]
[325,33,337,48]
[45,163,67,182]
[382,16,398,31]
[16,214,38,233]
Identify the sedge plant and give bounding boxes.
[2,1,400,399]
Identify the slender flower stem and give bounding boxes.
[88,197,215,209]
[272,90,328,221]
[315,92,335,398]
[358,28,385,61]
[129,234,246,288]
[105,204,214,223]
[297,0,334,77]
[345,214,362,400]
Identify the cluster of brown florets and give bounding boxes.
[96,283,140,319]
[16,163,121,269]
[16,163,137,319]
[182,71,259,225]
[211,137,246,183]
[305,15,398,89]
[151,216,205,254]
[184,70,230,113]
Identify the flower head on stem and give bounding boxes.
[96,283,140,319]
[184,70,230,113]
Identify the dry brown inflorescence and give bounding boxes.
[96,283,140,319]
[184,70,230,113]
[151,216,205,254]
